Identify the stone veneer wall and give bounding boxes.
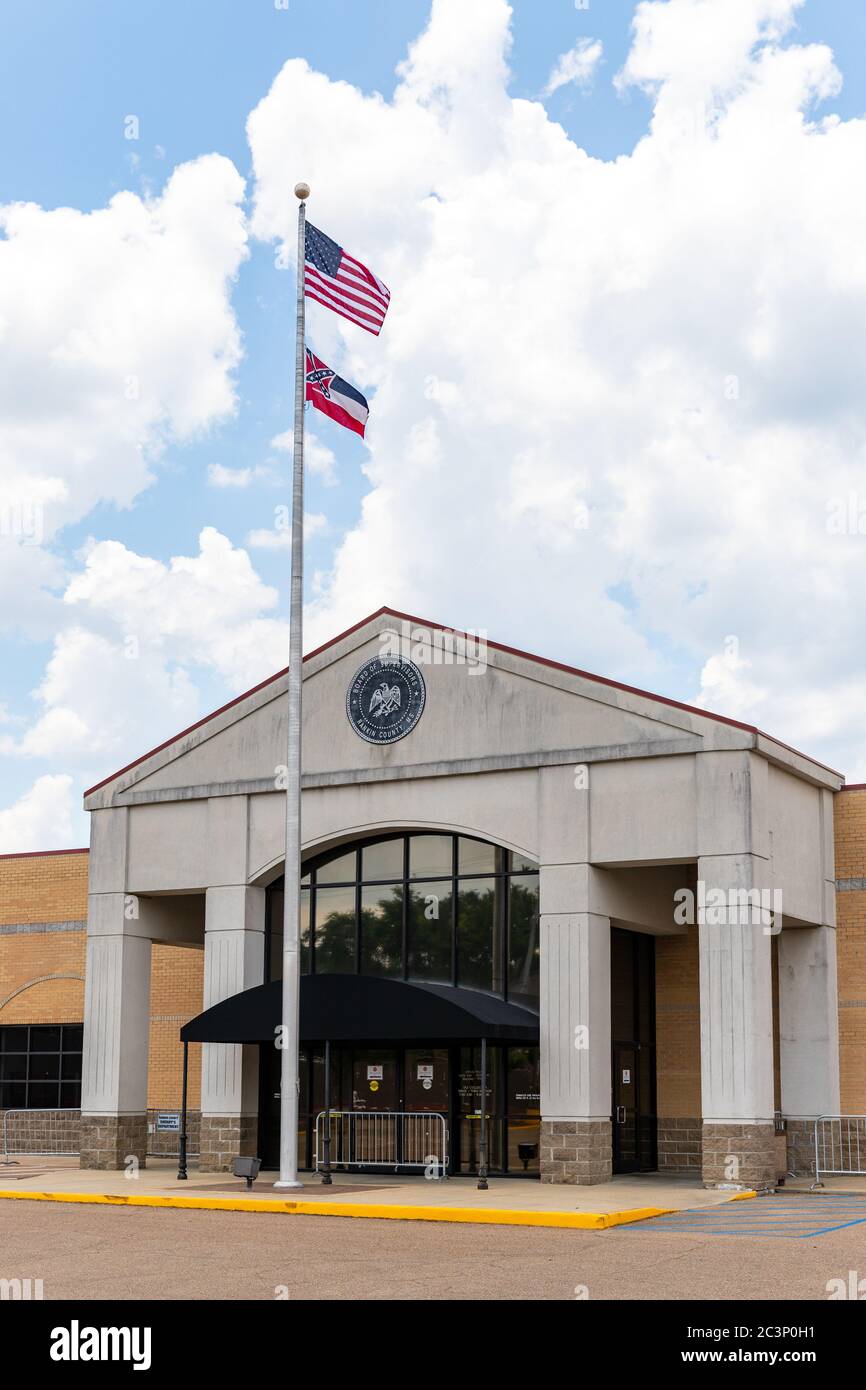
[539,1119,612,1184]
[79,1114,147,1170]
[198,1114,258,1172]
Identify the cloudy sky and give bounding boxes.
[1,0,865,850]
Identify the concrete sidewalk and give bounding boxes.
[0,1157,752,1229]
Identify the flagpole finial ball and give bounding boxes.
[294,182,311,201]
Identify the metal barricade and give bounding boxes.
[812,1115,866,1187]
[2,1108,81,1163]
[315,1110,448,1178]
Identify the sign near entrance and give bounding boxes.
[156,1112,180,1133]
[346,656,426,744]
[622,1069,631,1085]
[367,1065,383,1080]
[417,1065,434,1080]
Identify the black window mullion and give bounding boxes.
[402,835,409,980]
[451,835,458,986]
[355,848,362,974]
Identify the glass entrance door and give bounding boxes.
[610,927,657,1173]
[612,1042,638,1172]
[350,1048,398,1111]
[259,1041,541,1174]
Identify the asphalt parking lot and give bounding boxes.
[2,1195,865,1300]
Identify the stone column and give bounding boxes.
[698,852,776,1189]
[79,898,151,1170]
[199,883,265,1170]
[778,925,840,1176]
[539,865,612,1183]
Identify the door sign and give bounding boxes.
[622,1069,631,1084]
[367,1065,383,1080]
[417,1065,434,1080]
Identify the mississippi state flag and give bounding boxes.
[305,347,369,438]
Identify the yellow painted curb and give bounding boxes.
[0,1188,674,1230]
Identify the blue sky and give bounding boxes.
[3,0,866,847]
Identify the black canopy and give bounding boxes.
[181,974,539,1045]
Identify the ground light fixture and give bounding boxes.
[232,1156,262,1191]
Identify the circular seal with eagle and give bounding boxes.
[346,656,426,744]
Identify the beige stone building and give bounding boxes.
[2,608,865,1187]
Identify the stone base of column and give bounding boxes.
[540,1119,612,1185]
[79,1114,147,1170]
[657,1118,702,1174]
[701,1122,777,1191]
[199,1114,258,1172]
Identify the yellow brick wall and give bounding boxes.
[0,850,204,1110]
[655,927,701,1117]
[148,944,203,1109]
[835,787,866,1112]
[0,849,88,923]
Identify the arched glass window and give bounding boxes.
[265,832,539,1008]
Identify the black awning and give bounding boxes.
[181,973,539,1045]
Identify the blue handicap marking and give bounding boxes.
[642,1195,866,1239]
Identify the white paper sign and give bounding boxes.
[367,1064,383,1080]
[417,1064,434,1080]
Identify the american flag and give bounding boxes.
[304,223,390,336]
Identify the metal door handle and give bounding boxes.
[616,1105,626,1123]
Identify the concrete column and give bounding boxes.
[698,852,776,1189]
[539,862,611,1184]
[79,893,151,1170]
[199,884,265,1170]
[778,925,841,1175]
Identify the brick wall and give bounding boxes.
[835,787,866,1113]
[0,849,204,1120]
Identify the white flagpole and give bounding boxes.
[275,180,310,1189]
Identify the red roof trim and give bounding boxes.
[840,783,866,792]
[0,847,89,861]
[83,605,843,797]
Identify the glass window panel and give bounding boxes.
[458,837,499,876]
[611,929,635,1040]
[507,875,540,1007]
[0,1082,25,1109]
[300,889,311,974]
[457,878,504,993]
[361,838,404,882]
[409,834,453,879]
[62,1025,83,1051]
[316,849,357,885]
[61,1052,82,1081]
[0,1054,26,1081]
[28,1083,60,1109]
[506,1047,541,1117]
[301,872,311,887]
[29,1052,61,1082]
[360,883,403,978]
[29,1026,61,1052]
[408,881,453,984]
[268,888,283,982]
[313,885,356,974]
[60,1082,81,1109]
[509,850,538,873]
[0,1027,28,1053]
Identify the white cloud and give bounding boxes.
[272,429,338,486]
[544,38,603,96]
[0,154,248,633]
[0,775,75,853]
[207,463,265,488]
[244,0,866,780]
[1,530,290,798]
[247,513,328,547]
